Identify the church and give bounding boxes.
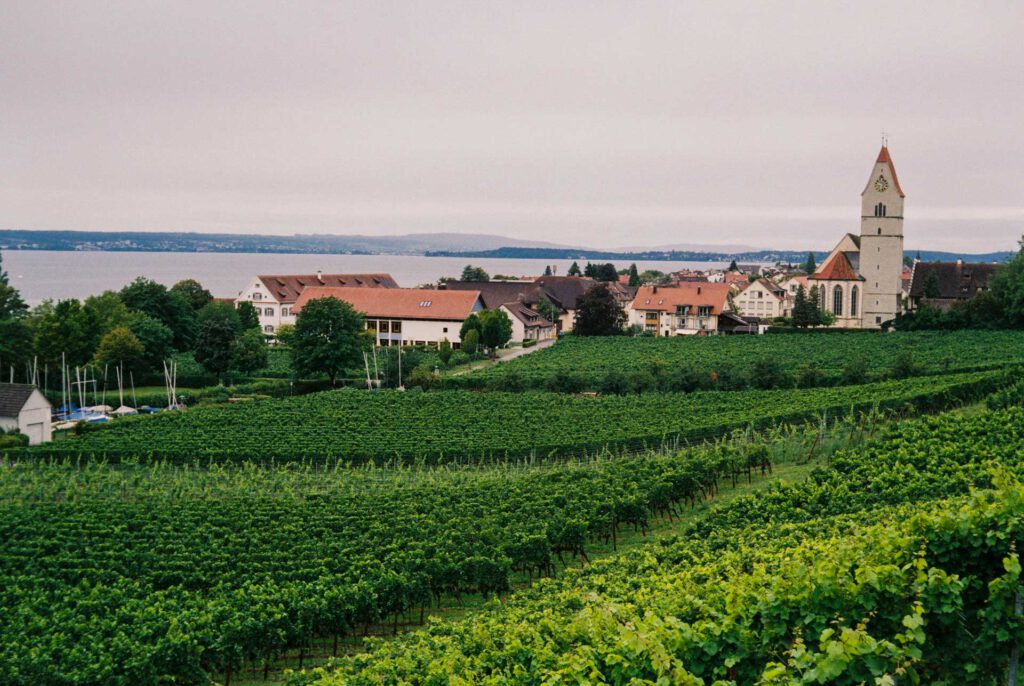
[807,145,906,329]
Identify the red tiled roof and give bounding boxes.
[875,146,905,198]
[630,283,732,314]
[255,273,398,303]
[294,287,481,321]
[500,301,554,328]
[810,252,863,281]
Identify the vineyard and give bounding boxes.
[18,369,1006,463]
[3,402,1024,684]
[453,329,1024,390]
[303,406,1024,686]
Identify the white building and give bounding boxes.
[293,286,484,347]
[499,302,557,343]
[0,383,52,445]
[628,283,735,335]
[734,279,787,319]
[808,145,906,328]
[235,273,399,334]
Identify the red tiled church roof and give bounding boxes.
[810,252,863,281]
[875,146,905,198]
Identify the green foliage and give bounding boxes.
[457,330,1024,392]
[803,251,816,273]
[535,295,561,326]
[290,297,369,384]
[93,326,146,371]
[83,291,133,335]
[23,370,1003,464]
[460,265,489,282]
[29,298,99,367]
[922,269,941,298]
[573,283,625,336]
[567,261,581,276]
[235,300,261,331]
[479,309,513,352]
[728,259,738,271]
[437,338,452,365]
[989,235,1024,327]
[119,277,198,350]
[0,251,27,320]
[193,301,242,379]
[461,328,479,354]
[170,278,213,311]
[231,328,269,374]
[127,314,174,375]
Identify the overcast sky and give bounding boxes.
[2,1,1022,251]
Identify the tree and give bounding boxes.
[543,265,553,277]
[583,263,596,277]
[94,327,146,371]
[460,313,481,341]
[232,329,268,374]
[127,313,174,374]
[479,309,513,354]
[290,297,368,385]
[922,270,942,298]
[990,236,1024,327]
[573,283,625,336]
[193,302,242,381]
[627,263,641,287]
[0,251,27,320]
[30,299,99,367]
[803,252,817,274]
[460,265,489,282]
[83,291,133,336]
[438,338,453,366]
[728,259,738,272]
[807,286,825,327]
[461,329,479,354]
[236,301,261,331]
[567,261,582,276]
[171,279,213,311]
[792,285,810,328]
[275,323,296,346]
[119,277,198,350]
[535,295,561,327]
[594,263,618,282]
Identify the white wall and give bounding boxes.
[369,318,464,346]
[2,389,53,445]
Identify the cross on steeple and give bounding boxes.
[881,131,888,147]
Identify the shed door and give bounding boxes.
[25,422,44,445]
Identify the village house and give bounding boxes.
[907,260,1000,312]
[734,278,787,320]
[777,274,809,316]
[235,272,399,334]
[0,383,52,445]
[628,283,737,335]
[293,286,484,347]
[499,301,557,343]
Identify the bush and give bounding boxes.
[667,366,707,393]
[888,351,922,380]
[0,431,29,449]
[839,357,870,385]
[750,358,794,390]
[545,371,585,394]
[796,363,826,388]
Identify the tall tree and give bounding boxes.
[30,299,99,367]
[170,279,213,311]
[573,283,625,336]
[127,313,174,374]
[93,327,146,372]
[535,295,561,326]
[460,265,490,282]
[83,291,133,336]
[583,263,596,277]
[567,261,582,276]
[459,313,481,341]
[0,251,27,320]
[807,286,824,327]
[290,297,368,385]
[990,236,1024,327]
[479,309,513,354]
[193,301,241,381]
[792,285,809,328]
[542,265,553,277]
[119,277,198,350]
[803,252,817,274]
[627,263,640,287]
[231,328,268,374]
[728,259,738,272]
[922,270,942,298]
[0,251,31,373]
[594,263,618,282]
[236,301,261,331]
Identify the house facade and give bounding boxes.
[235,272,399,334]
[293,286,484,347]
[499,302,557,343]
[0,383,52,445]
[734,279,786,319]
[908,260,999,311]
[628,283,734,335]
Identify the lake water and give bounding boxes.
[3,251,728,304]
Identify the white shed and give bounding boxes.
[0,383,53,445]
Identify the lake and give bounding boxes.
[3,251,728,304]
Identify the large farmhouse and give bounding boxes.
[293,286,484,347]
[235,272,399,334]
[628,283,736,335]
[908,260,1000,311]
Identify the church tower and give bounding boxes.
[858,145,905,328]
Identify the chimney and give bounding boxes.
[652,286,658,294]
[697,286,702,295]
[316,270,324,284]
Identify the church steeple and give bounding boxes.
[858,143,906,328]
[861,145,905,221]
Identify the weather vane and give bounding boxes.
[881,131,888,147]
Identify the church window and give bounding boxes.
[832,286,843,316]
[877,228,882,235]
[851,286,859,316]
[874,202,888,217]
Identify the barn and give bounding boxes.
[0,383,53,445]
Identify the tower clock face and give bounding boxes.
[874,175,889,192]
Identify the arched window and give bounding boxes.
[850,286,858,316]
[833,285,843,316]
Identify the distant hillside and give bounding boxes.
[0,229,570,255]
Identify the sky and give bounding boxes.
[2,1,1023,252]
